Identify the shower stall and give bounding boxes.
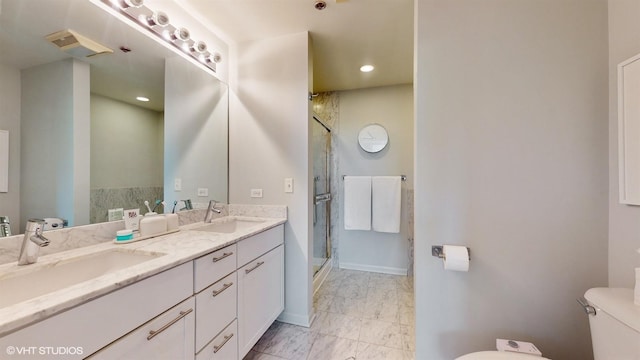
[312,116,332,277]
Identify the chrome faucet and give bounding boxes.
[18,219,50,265]
[204,200,222,223]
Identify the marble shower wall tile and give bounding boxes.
[312,91,340,266]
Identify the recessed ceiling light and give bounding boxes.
[360,65,374,73]
[136,96,150,102]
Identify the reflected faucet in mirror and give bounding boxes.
[18,219,50,265]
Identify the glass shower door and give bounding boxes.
[312,116,331,276]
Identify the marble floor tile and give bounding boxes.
[356,341,409,360]
[335,281,368,299]
[397,289,414,307]
[400,324,415,352]
[399,304,415,326]
[254,321,286,352]
[306,334,358,360]
[327,295,367,316]
[362,298,400,323]
[314,293,334,312]
[252,269,415,360]
[368,275,398,291]
[242,350,287,360]
[317,278,341,296]
[359,319,403,349]
[339,270,370,285]
[396,276,414,292]
[255,322,316,359]
[366,285,399,303]
[313,311,362,340]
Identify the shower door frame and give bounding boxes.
[312,116,332,274]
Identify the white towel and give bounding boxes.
[344,176,372,230]
[372,176,402,233]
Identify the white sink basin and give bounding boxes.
[0,249,165,308]
[194,219,266,234]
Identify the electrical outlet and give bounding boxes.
[284,178,293,193]
[250,189,263,198]
[174,178,182,191]
[197,188,208,197]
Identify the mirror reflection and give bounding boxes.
[0,0,228,234]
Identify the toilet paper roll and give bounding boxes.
[443,245,469,272]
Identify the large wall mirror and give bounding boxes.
[0,0,228,233]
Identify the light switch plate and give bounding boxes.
[284,178,293,193]
[251,189,263,198]
[197,188,208,197]
[174,178,182,191]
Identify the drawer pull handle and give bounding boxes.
[245,261,265,274]
[213,333,234,353]
[212,252,233,262]
[212,282,233,297]
[147,308,193,341]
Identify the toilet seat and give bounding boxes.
[456,351,551,360]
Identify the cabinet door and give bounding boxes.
[88,297,195,360]
[237,244,284,358]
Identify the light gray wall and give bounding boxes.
[607,0,640,288]
[414,1,608,359]
[90,94,163,189]
[21,59,90,230]
[0,63,21,231]
[164,56,229,209]
[229,32,313,326]
[337,84,413,274]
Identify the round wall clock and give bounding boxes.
[358,124,389,153]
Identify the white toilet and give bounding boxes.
[456,287,639,360]
[583,287,640,359]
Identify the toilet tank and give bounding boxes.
[584,288,640,360]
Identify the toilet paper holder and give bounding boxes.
[432,245,471,260]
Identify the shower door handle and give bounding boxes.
[314,193,332,205]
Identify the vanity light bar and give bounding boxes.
[101,0,220,73]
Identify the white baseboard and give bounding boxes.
[339,262,407,276]
[277,311,313,328]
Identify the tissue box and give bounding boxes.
[496,339,542,357]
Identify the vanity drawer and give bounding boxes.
[195,319,237,360]
[195,272,237,352]
[194,244,237,293]
[89,297,195,359]
[237,225,284,267]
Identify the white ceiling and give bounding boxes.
[180,0,414,92]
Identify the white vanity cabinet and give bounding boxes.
[0,262,193,360]
[0,222,285,360]
[88,297,195,359]
[237,225,284,358]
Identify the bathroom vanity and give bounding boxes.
[0,215,285,360]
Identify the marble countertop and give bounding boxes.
[0,215,286,337]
